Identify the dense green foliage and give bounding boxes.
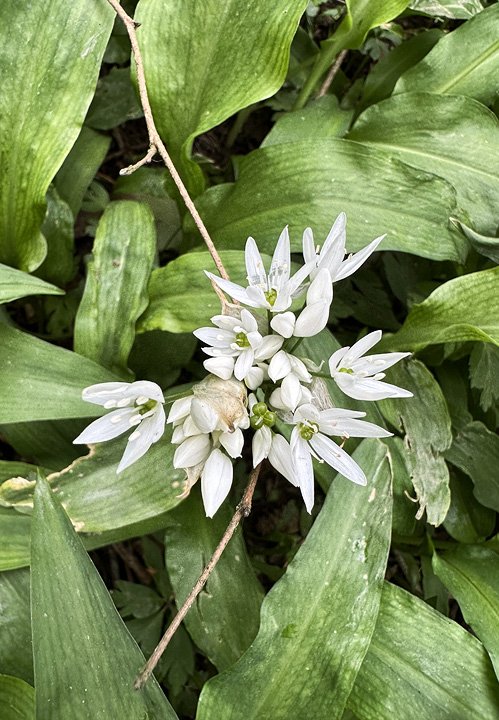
[1,1,498,718]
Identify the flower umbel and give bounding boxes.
[73,381,166,473]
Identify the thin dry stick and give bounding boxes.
[134,463,262,689]
[317,49,348,99]
[105,0,230,286]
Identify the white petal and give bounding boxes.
[73,408,136,444]
[128,381,165,404]
[210,314,240,331]
[291,429,315,512]
[234,348,255,381]
[203,356,235,380]
[334,374,413,401]
[117,405,166,473]
[172,425,186,444]
[321,417,391,438]
[201,449,233,517]
[288,355,312,383]
[193,327,233,348]
[269,226,291,290]
[293,300,330,337]
[287,261,314,298]
[306,268,333,306]
[270,311,296,339]
[219,428,244,458]
[245,366,264,390]
[281,373,302,412]
[246,285,269,308]
[241,308,259,333]
[191,397,220,433]
[268,350,292,382]
[254,334,284,361]
[205,272,260,308]
[272,290,293,313]
[167,396,192,424]
[173,434,211,469]
[342,330,382,365]
[302,227,317,266]
[245,236,267,287]
[335,234,385,281]
[310,433,366,485]
[328,346,350,375]
[268,434,297,486]
[350,351,411,375]
[293,403,320,424]
[252,425,272,466]
[319,213,347,279]
[81,382,133,407]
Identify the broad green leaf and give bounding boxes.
[453,220,499,264]
[379,359,452,526]
[446,421,499,512]
[0,263,63,304]
[86,67,143,130]
[350,93,499,235]
[262,96,353,147]
[138,250,270,333]
[395,3,499,104]
[384,267,499,351]
[0,324,119,422]
[0,429,184,534]
[444,472,496,544]
[37,185,75,285]
[347,582,499,719]
[135,0,308,193]
[31,474,178,719]
[359,30,442,110]
[0,0,114,270]
[164,488,263,671]
[192,139,464,262]
[55,127,111,217]
[0,675,34,720]
[74,201,156,376]
[295,0,411,108]
[433,545,499,677]
[0,569,33,684]
[0,419,89,469]
[129,331,197,389]
[198,440,392,720]
[469,344,499,412]
[409,0,484,19]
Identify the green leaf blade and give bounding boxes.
[0,675,34,720]
[0,263,64,304]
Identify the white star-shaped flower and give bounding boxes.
[206,227,312,312]
[329,330,413,401]
[303,212,384,282]
[73,381,166,473]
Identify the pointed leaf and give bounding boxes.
[0,263,63,304]
[31,474,178,719]
[164,489,263,670]
[198,440,392,720]
[0,675,34,720]
[0,0,114,270]
[0,569,33,684]
[74,201,156,376]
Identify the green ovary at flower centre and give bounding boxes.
[338,367,354,374]
[137,399,157,414]
[298,421,319,441]
[264,288,277,306]
[235,331,251,348]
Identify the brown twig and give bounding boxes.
[105,0,230,284]
[317,49,348,99]
[134,463,262,689]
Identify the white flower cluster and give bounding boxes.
[75,214,412,517]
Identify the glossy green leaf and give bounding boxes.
[0,675,34,720]
[444,472,496,544]
[138,250,270,333]
[0,324,119,422]
[0,0,114,270]
[433,545,499,677]
[453,220,499,264]
[37,185,75,285]
[359,29,442,110]
[86,67,143,130]
[74,200,156,376]
[0,263,63,304]
[384,267,499,351]
[262,96,353,147]
[379,359,452,526]
[0,428,184,534]
[164,488,263,671]
[395,3,499,104]
[347,582,499,719]
[31,474,178,719]
[0,569,33,684]
[55,127,111,217]
[350,93,499,235]
[409,0,484,19]
[446,421,499,512]
[192,139,465,262]
[198,440,392,720]
[135,0,308,193]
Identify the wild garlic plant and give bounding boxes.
[74,213,412,517]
